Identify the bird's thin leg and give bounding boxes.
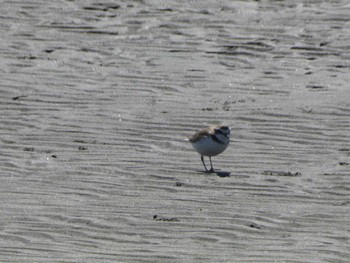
[209,157,214,172]
[201,155,208,172]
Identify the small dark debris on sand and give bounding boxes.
[12,95,28,101]
[306,85,326,90]
[339,148,350,152]
[83,3,120,11]
[153,215,180,222]
[262,170,301,177]
[202,107,215,111]
[249,223,261,230]
[74,139,88,144]
[23,147,35,152]
[78,146,88,151]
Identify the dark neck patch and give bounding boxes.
[215,129,229,138]
[211,134,226,144]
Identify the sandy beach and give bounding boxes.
[0,0,349,262]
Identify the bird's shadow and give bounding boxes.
[215,171,231,177]
[197,170,231,177]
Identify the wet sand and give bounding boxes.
[0,1,350,262]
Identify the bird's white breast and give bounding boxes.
[191,134,229,157]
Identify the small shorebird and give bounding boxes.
[188,125,230,172]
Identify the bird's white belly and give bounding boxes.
[191,136,229,157]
